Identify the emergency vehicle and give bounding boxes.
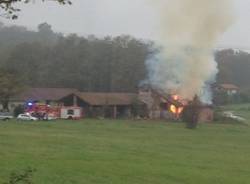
[25,102,83,120]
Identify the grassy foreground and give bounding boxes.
[0,119,250,184]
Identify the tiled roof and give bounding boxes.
[220,84,239,90]
[12,88,79,101]
[76,92,137,106]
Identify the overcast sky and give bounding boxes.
[1,0,250,49]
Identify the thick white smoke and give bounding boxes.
[146,0,233,103]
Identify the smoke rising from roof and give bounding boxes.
[146,0,233,103]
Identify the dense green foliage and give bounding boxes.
[0,22,150,92]
[4,167,36,184]
[0,119,250,184]
[0,68,23,110]
[182,96,201,129]
[0,22,250,93]
[213,90,250,105]
[215,49,250,91]
[0,0,71,19]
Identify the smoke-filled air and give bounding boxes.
[146,0,233,103]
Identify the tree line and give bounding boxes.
[0,22,150,93]
[0,0,71,19]
[0,22,249,101]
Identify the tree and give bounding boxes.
[216,49,250,91]
[37,23,59,45]
[0,0,72,19]
[0,69,23,111]
[182,95,201,129]
[0,22,151,93]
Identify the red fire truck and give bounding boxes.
[25,102,83,120]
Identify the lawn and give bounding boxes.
[0,118,250,184]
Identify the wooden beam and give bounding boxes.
[113,106,117,119]
[73,95,77,107]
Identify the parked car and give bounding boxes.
[222,111,246,122]
[17,114,38,121]
[0,113,14,121]
[43,115,58,121]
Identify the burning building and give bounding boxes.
[145,0,233,105]
[138,85,214,123]
[142,0,233,122]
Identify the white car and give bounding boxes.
[222,111,246,122]
[17,114,38,121]
[0,113,14,121]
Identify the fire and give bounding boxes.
[172,95,179,101]
[170,105,183,115]
[170,104,177,114]
[178,107,184,114]
[169,94,184,116]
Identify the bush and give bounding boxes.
[182,96,200,129]
[4,168,36,184]
[213,91,250,105]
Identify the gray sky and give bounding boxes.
[1,0,250,49]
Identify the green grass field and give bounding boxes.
[0,107,250,184]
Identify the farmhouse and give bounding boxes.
[138,86,214,122]
[8,88,78,110]
[8,88,140,118]
[7,87,214,121]
[138,88,170,119]
[59,92,139,118]
[217,83,239,95]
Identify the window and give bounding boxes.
[67,109,74,115]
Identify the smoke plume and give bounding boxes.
[146,0,233,103]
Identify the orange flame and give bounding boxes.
[178,107,184,114]
[170,94,184,116]
[170,104,177,114]
[170,105,183,115]
[172,95,179,101]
